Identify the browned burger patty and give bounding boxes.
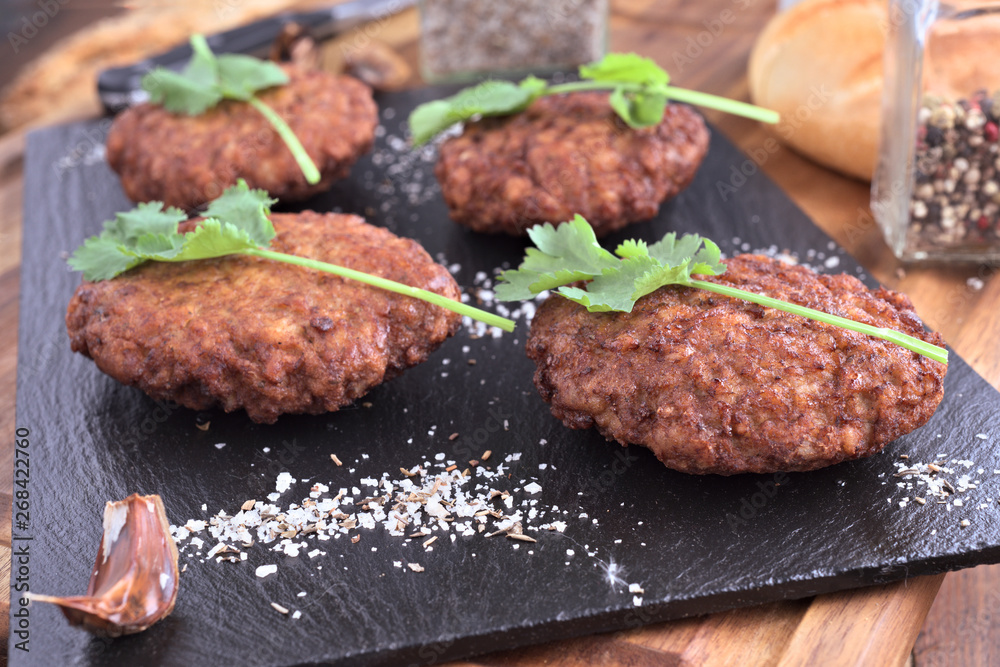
[66,212,460,424]
[434,92,710,236]
[106,67,377,210]
[526,255,947,475]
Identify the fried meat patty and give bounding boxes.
[106,67,377,210]
[526,255,947,475]
[66,212,460,424]
[435,92,710,236]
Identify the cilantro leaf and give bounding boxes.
[68,202,188,280]
[202,179,277,247]
[68,181,275,281]
[216,53,288,101]
[494,215,946,363]
[408,100,457,147]
[143,69,222,115]
[494,216,618,301]
[557,256,664,312]
[408,52,779,145]
[409,79,541,146]
[67,184,517,333]
[647,233,726,276]
[102,202,187,244]
[609,87,667,128]
[496,216,727,312]
[524,215,617,271]
[579,53,670,86]
[141,34,288,112]
[165,220,261,261]
[68,237,146,282]
[139,34,318,184]
[614,238,648,258]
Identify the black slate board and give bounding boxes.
[10,87,1000,666]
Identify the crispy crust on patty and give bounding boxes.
[435,92,710,236]
[106,67,377,210]
[66,212,460,424]
[526,255,947,475]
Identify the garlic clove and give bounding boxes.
[30,493,179,638]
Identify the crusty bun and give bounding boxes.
[748,0,885,181]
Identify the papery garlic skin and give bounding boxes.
[29,493,180,638]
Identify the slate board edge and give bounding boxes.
[313,542,1000,667]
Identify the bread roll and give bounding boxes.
[749,0,885,181]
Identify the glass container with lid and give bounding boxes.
[873,0,1000,261]
[418,0,609,83]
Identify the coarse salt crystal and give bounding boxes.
[275,472,295,494]
[256,564,277,578]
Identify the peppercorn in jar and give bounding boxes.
[873,1,1000,262]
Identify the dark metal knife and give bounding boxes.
[97,0,414,113]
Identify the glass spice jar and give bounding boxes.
[872,0,1000,262]
[418,0,609,83]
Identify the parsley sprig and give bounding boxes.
[409,53,780,145]
[68,181,515,333]
[495,217,948,364]
[142,34,320,185]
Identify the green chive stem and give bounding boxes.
[687,279,948,364]
[248,97,321,185]
[245,248,515,332]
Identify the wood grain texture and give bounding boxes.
[0,0,997,665]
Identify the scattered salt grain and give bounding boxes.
[256,564,277,578]
[275,472,295,494]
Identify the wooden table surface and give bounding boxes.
[0,0,998,665]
